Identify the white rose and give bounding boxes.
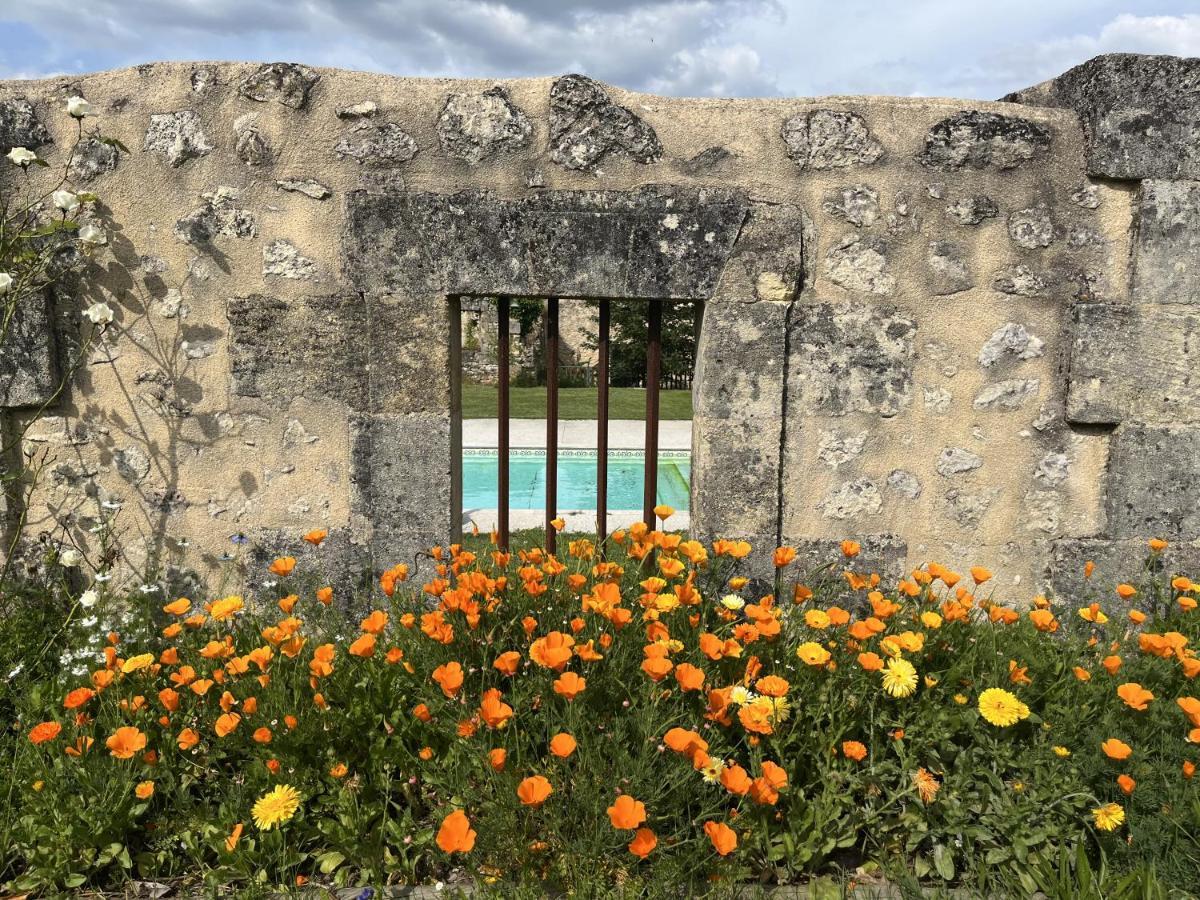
[79,589,99,608]
[78,224,106,245]
[66,96,93,118]
[6,146,37,167]
[0,273,12,294]
[83,301,114,324]
[59,548,82,567]
[52,189,79,214]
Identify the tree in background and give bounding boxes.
[581,299,700,387]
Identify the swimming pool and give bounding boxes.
[462,449,691,511]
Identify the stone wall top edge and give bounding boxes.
[0,59,1081,122]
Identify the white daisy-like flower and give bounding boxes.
[720,594,745,611]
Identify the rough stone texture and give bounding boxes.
[1008,206,1055,249]
[548,74,661,171]
[936,447,983,477]
[227,294,368,405]
[0,291,57,408]
[263,240,318,280]
[233,113,271,166]
[927,240,972,295]
[143,110,211,167]
[781,109,883,171]
[1005,53,1200,180]
[978,323,1045,367]
[1067,302,1200,425]
[918,110,1051,171]
[788,303,916,418]
[276,178,331,200]
[973,378,1040,410]
[237,62,320,110]
[1106,426,1200,539]
[822,184,880,227]
[0,97,50,152]
[785,535,909,587]
[334,122,418,165]
[946,195,998,225]
[173,187,256,244]
[823,236,894,295]
[437,86,532,164]
[67,136,119,181]
[344,186,748,300]
[1131,180,1200,306]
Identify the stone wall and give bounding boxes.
[0,54,1197,595]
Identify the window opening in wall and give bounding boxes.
[453,297,702,552]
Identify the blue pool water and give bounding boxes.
[463,450,691,511]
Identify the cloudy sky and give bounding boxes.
[0,1,1198,99]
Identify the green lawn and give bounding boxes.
[461,384,692,420]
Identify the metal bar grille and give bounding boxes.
[545,297,559,554]
[496,296,511,551]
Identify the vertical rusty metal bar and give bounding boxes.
[449,295,463,544]
[545,297,559,554]
[497,296,511,551]
[643,302,662,527]
[597,299,610,543]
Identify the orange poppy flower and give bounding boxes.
[773,546,797,567]
[413,703,433,722]
[749,777,779,805]
[493,651,521,676]
[841,540,860,557]
[177,728,200,750]
[1102,655,1122,675]
[479,688,514,729]
[1117,774,1136,795]
[135,780,155,800]
[640,656,673,682]
[157,688,180,713]
[107,726,147,759]
[857,651,884,671]
[970,567,992,584]
[517,775,553,807]
[316,587,334,606]
[607,794,647,829]
[628,827,657,859]
[349,633,376,658]
[253,727,272,744]
[488,748,507,772]
[436,809,477,853]
[1185,761,1196,779]
[1116,584,1137,600]
[163,598,191,616]
[755,675,789,697]
[268,557,296,577]
[360,609,388,634]
[1178,696,1200,726]
[303,529,328,546]
[530,631,575,670]
[225,822,244,852]
[704,820,737,856]
[672,663,705,692]
[1116,682,1154,711]
[432,661,464,698]
[720,764,752,795]
[215,713,241,738]
[552,671,586,700]
[1101,738,1132,760]
[549,732,577,758]
[761,760,788,790]
[419,746,434,760]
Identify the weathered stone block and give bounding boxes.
[918,110,1051,171]
[1067,302,1200,425]
[788,302,916,418]
[0,291,57,408]
[693,301,788,420]
[68,137,119,181]
[0,97,50,153]
[1131,180,1200,306]
[143,110,211,167]
[349,413,452,567]
[343,187,748,301]
[367,292,452,416]
[1106,425,1200,539]
[437,86,532,164]
[227,294,368,406]
[334,122,418,166]
[781,109,883,171]
[711,202,807,303]
[1004,53,1200,180]
[548,74,661,171]
[238,62,319,109]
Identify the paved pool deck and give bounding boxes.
[461,418,692,534]
[462,418,692,450]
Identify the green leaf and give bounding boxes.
[316,850,346,874]
[933,843,955,881]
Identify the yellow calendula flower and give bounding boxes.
[769,695,792,723]
[977,688,1030,727]
[1092,803,1125,832]
[881,657,918,698]
[252,784,301,830]
[796,641,831,666]
[1053,746,1071,757]
[953,693,968,705]
[120,653,155,675]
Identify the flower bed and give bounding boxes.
[4,523,1200,896]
